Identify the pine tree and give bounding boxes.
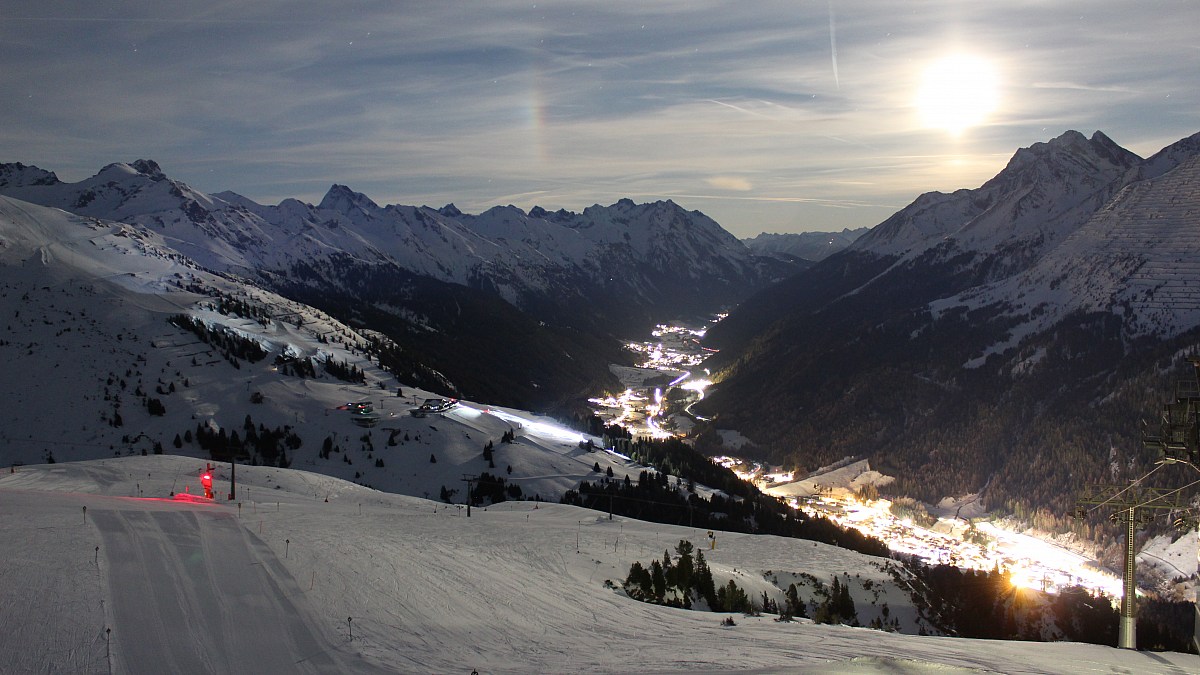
[650,559,667,603]
[760,591,778,615]
[838,576,857,625]
[625,561,654,601]
[716,579,750,613]
[694,549,717,607]
[789,583,808,618]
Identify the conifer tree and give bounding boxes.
[650,559,667,603]
[694,549,717,607]
[673,540,695,601]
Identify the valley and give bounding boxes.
[590,316,1149,603]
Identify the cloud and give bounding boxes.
[705,176,754,192]
[0,1,1197,235]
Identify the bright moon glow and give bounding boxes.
[916,54,999,134]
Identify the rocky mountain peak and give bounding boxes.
[317,184,380,214]
[0,162,59,188]
[130,159,165,180]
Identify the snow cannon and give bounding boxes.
[200,468,214,500]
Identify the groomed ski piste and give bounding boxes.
[4,456,1200,674]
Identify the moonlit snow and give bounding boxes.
[3,457,1198,674]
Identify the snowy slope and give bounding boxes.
[4,456,1198,674]
[930,146,1200,362]
[852,131,1141,263]
[0,195,627,502]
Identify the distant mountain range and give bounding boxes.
[700,129,1200,535]
[743,228,869,264]
[0,161,801,412]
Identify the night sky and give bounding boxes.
[2,1,1197,236]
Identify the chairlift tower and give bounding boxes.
[1134,355,1200,652]
[1075,483,1189,649]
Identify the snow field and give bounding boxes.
[3,456,1199,674]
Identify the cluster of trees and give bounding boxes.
[563,436,888,557]
[208,293,272,324]
[898,559,1194,651]
[322,357,366,383]
[623,540,719,609]
[626,436,757,501]
[470,471,523,504]
[169,314,267,364]
[275,353,369,382]
[622,540,864,627]
[811,576,858,626]
[182,415,300,467]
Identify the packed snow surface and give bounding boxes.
[3,457,1198,674]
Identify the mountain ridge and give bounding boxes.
[700,129,1200,536]
[0,162,801,411]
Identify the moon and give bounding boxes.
[916,54,1000,135]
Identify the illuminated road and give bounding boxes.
[589,316,723,438]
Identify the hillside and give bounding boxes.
[0,195,632,501]
[3,455,1197,674]
[699,130,1200,536]
[0,162,800,412]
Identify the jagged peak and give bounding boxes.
[438,203,462,218]
[318,184,379,212]
[93,159,166,183]
[527,205,575,222]
[0,162,60,188]
[96,162,142,180]
[130,159,165,180]
[989,129,1139,189]
[480,204,526,220]
[1046,128,1089,148]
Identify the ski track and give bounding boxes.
[90,504,386,674]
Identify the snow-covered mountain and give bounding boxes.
[0,195,607,497]
[701,129,1200,529]
[931,145,1200,349]
[0,160,801,411]
[853,131,1140,264]
[0,161,790,324]
[744,227,869,262]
